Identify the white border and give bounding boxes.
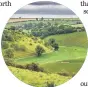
[0,0,88,87]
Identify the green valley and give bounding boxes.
[2,18,88,87]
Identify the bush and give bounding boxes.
[35,45,45,56]
[2,34,6,41]
[1,41,9,49]
[19,45,26,51]
[48,38,55,46]
[5,34,14,41]
[11,44,26,51]
[44,42,49,47]
[52,43,59,51]
[10,43,19,51]
[46,82,55,87]
[29,43,32,45]
[25,63,44,72]
[5,58,15,66]
[15,64,26,69]
[4,48,14,58]
[10,26,16,30]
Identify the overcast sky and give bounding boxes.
[12,1,77,18]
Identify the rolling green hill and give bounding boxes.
[15,46,86,64]
[2,30,52,58]
[44,32,88,47]
[2,19,88,87]
[41,58,84,76]
[9,66,71,87]
[15,32,87,64]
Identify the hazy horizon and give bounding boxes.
[11,1,77,18]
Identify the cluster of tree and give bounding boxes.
[6,20,85,39]
[48,38,59,51]
[35,45,45,57]
[31,24,85,38]
[35,38,59,57]
[1,27,28,59]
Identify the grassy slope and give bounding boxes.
[41,58,84,75]
[15,46,86,64]
[44,32,88,47]
[14,32,87,76]
[5,28,87,87]
[2,32,51,58]
[9,66,71,87]
[15,32,87,64]
[14,35,51,57]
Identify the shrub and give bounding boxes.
[11,44,26,51]
[5,58,15,66]
[10,43,19,51]
[2,34,6,41]
[5,34,14,41]
[52,43,59,51]
[48,38,55,46]
[19,45,26,51]
[44,42,49,47]
[35,45,45,56]
[4,48,14,58]
[1,41,9,49]
[10,26,16,30]
[25,63,44,72]
[29,43,32,45]
[15,64,26,69]
[46,82,55,87]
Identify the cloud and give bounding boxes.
[15,4,75,15]
[30,1,60,5]
[12,1,76,18]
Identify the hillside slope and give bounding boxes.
[44,32,88,47]
[9,66,71,87]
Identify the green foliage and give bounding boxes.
[19,45,27,52]
[48,38,55,46]
[16,46,86,72]
[9,26,16,30]
[11,43,19,51]
[11,44,26,52]
[35,45,45,56]
[26,63,44,72]
[52,43,59,51]
[5,58,15,66]
[4,48,14,58]
[46,82,55,87]
[1,41,9,49]
[48,38,59,51]
[2,18,87,87]
[5,34,14,41]
[45,32,87,48]
[9,66,71,87]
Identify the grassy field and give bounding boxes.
[9,66,71,87]
[44,32,87,47]
[14,31,87,77]
[41,58,84,76]
[15,46,86,64]
[2,18,88,87]
[15,32,87,64]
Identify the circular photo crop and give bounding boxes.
[1,1,88,87]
